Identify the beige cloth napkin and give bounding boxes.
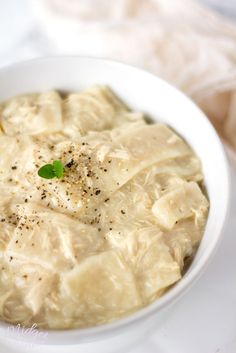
[34,0,236,164]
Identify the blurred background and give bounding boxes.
[0,0,236,67]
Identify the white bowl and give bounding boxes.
[0,57,230,348]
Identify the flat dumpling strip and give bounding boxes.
[136,236,181,300]
[59,250,141,327]
[96,124,193,194]
[63,86,129,136]
[0,217,15,253]
[6,262,56,316]
[91,153,203,232]
[148,155,203,183]
[89,178,154,233]
[98,157,202,222]
[24,275,55,316]
[164,217,207,269]
[80,123,193,201]
[152,181,209,229]
[0,189,18,252]
[0,135,36,186]
[106,227,163,265]
[0,261,34,325]
[26,123,193,217]
[0,290,14,319]
[115,123,191,162]
[106,228,180,301]
[5,203,104,270]
[0,291,33,326]
[0,91,63,136]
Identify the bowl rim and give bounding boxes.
[0,55,231,344]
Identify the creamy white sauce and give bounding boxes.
[0,86,209,329]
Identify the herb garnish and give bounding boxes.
[38,160,64,179]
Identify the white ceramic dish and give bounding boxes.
[0,57,230,347]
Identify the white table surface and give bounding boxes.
[0,1,236,352]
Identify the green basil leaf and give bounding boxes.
[53,160,64,179]
[38,164,55,179]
